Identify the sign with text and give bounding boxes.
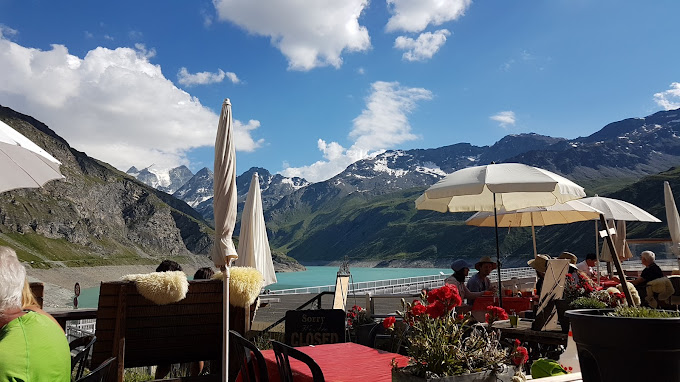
[285,309,346,346]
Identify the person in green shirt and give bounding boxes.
[0,246,71,382]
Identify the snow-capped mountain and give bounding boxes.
[126,165,193,194]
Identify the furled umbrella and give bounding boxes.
[0,120,64,192]
[416,163,586,305]
[465,200,602,258]
[234,172,277,287]
[664,181,680,268]
[210,99,238,382]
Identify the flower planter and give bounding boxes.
[392,366,516,382]
[566,308,680,382]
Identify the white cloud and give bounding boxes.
[386,0,471,33]
[177,67,240,86]
[395,29,450,61]
[0,35,264,172]
[0,25,18,38]
[654,82,680,111]
[490,111,516,128]
[281,81,432,182]
[212,0,371,71]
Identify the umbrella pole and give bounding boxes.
[599,214,634,306]
[222,261,233,382]
[493,193,503,308]
[531,214,537,258]
[595,221,600,285]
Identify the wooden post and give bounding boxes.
[111,284,126,382]
[599,215,634,306]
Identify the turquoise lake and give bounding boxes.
[74,266,452,308]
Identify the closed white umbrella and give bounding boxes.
[466,200,602,258]
[664,181,680,268]
[0,120,64,192]
[210,99,238,382]
[235,173,277,287]
[416,163,586,304]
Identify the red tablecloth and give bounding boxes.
[598,278,620,288]
[261,342,409,382]
[471,296,533,313]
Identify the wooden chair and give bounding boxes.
[28,282,44,308]
[70,335,97,380]
[271,340,325,382]
[76,357,116,382]
[91,279,250,382]
[229,330,269,382]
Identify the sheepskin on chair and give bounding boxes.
[213,266,263,308]
[615,282,641,307]
[121,271,189,305]
[645,277,675,308]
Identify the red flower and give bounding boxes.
[514,339,521,347]
[382,316,396,329]
[485,306,508,323]
[426,300,446,319]
[456,314,464,321]
[411,302,427,316]
[512,346,529,366]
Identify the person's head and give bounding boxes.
[558,252,578,265]
[22,279,39,309]
[156,260,182,272]
[527,254,551,277]
[475,256,496,276]
[451,259,471,279]
[193,267,215,280]
[641,250,656,266]
[0,246,25,315]
[585,253,597,267]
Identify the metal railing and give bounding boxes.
[267,267,538,296]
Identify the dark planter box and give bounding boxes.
[392,366,516,382]
[566,309,680,382]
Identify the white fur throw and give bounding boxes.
[122,271,188,305]
[646,277,675,308]
[617,282,641,307]
[213,266,263,308]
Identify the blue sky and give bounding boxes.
[1,0,679,183]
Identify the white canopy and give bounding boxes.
[0,120,64,192]
[416,163,586,213]
[664,181,680,263]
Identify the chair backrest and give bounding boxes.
[91,279,250,382]
[229,330,269,382]
[271,341,325,382]
[29,282,44,308]
[76,357,116,382]
[70,335,97,380]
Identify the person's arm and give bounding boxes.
[630,276,645,286]
[462,284,484,300]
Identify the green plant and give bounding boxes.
[569,296,607,310]
[393,284,525,379]
[608,306,680,318]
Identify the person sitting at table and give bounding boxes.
[527,254,551,296]
[558,252,579,275]
[0,246,71,381]
[630,250,664,304]
[576,253,597,278]
[155,259,186,379]
[466,256,498,298]
[445,259,484,306]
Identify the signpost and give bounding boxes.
[285,309,345,346]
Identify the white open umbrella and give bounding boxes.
[465,200,602,258]
[664,181,680,268]
[580,195,661,280]
[0,120,64,192]
[235,172,277,287]
[210,99,238,382]
[416,163,586,304]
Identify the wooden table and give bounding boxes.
[261,342,409,382]
[492,319,567,363]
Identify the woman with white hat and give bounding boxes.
[444,259,484,306]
